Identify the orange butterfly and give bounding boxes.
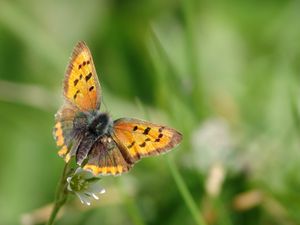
[54,41,182,176]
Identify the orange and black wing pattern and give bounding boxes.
[54,42,183,176]
[63,41,101,111]
[83,136,132,176]
[53,102,81,162]
[54,41,101,161]
[112,118,182,162]
[82,118,182,176]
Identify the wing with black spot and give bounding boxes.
[83,136,132,176]
[63,41,101,111]
[53,102,84,162]
[112,118,182,162]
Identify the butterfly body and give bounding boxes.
[86,112,112,136]
[68,110,114,165]
[54,41,182,176]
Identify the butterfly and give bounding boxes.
[53,41,182,176]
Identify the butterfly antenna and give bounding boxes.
[101,98,111,115]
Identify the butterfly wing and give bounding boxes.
[112,118,182,162]
[83,136,133,176]
[79,119,182,176]
[64,41,101,111]
[53,102,83,162]
[54,41,101,160]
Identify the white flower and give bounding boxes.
[191,118,234,172]
[67,168,106,205]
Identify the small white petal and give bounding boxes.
[76,192,91,205]
[88,182,105,194]
[78,196,85,204]
[67,183,72,192]
[92,193,99,200]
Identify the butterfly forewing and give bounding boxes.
[54,41,101,161]
[64,41,101,111]
[112,118,182,162]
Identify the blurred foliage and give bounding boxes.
[0,0,300,225]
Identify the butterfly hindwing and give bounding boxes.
[54,102,78,161]
[54,102,87,162]
[64,41,101,111]
[112,118,182,162]
[83,135,132,176]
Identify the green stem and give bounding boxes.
[47,162,72,225]
[167,157,207,225]
[124,196,146,225]
[135,98,205,225]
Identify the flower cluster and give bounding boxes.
[67,168,105,205]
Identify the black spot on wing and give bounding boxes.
[74,79,79,86]
[85,72,92,81]
[143,127,151,135]
[127,141,135,149]
[139,142,146,147]
[73,90,80,99]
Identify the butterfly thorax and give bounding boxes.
[87,111,113,136]
[74,110,113,137]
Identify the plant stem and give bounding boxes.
[46,162,72,225]
[167,157,207,225]
[135,96,206,225]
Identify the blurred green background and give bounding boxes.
[1,0,300,225]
